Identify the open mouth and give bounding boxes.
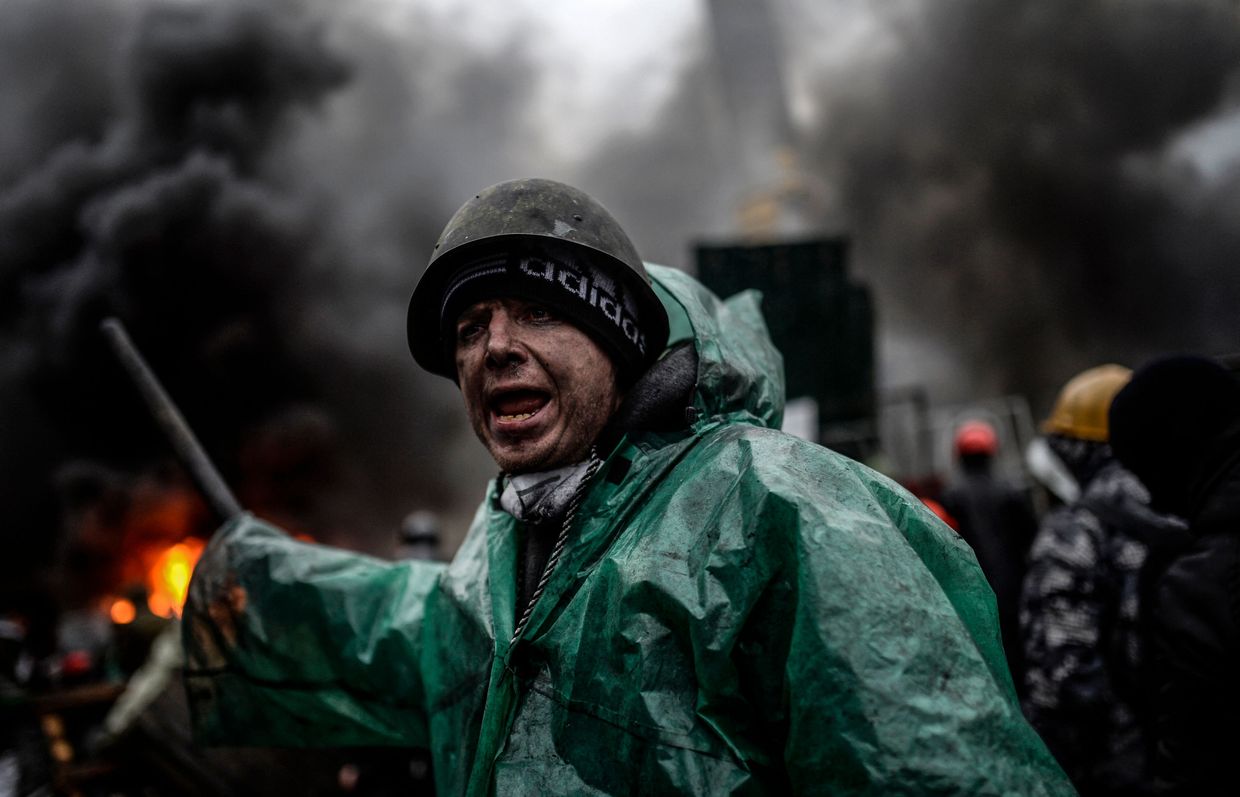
[490,389,550,424]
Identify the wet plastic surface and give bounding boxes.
[185,266,1075,795]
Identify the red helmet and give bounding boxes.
[954,420,998,458]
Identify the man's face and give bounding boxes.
[454,297,622,474]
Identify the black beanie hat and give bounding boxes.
[437,242,658,385]
[1109,355,1240,515]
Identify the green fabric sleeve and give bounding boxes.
[182,514,444,748]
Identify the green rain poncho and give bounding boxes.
[184,266,1074,796]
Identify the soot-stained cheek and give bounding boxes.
[454,347,481,386]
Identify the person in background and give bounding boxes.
[396,510,442,562]
[942,419,1039,698]
[1108,355,1240,796]
[1021,364,1186,796]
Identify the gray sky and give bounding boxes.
[377,0,703,162]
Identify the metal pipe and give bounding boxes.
[100,317,243,522]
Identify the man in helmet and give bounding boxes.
[941,419,1038,699]
[1108,356,1240,796]
[1020,365,1187,796]
[184,179,1072,794]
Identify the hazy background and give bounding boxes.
[3,0,1239,581]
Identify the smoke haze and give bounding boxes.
[3,0,1240,589]
[0,0,543,586]
[789,0,1240,401]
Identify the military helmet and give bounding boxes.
[1042,364,1132,442]
[407,178,670,383]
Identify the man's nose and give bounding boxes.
[484,311,525,369]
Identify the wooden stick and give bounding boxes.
[100,318,243,522]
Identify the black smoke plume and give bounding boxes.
[586,0,1240,406]
[798,0,1240,402]
[0,0,535,592]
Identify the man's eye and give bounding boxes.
[457,323,484,342]
[526,306,554,322]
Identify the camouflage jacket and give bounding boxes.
[1020,460,1184,795]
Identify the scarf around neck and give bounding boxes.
[499,459,594,525]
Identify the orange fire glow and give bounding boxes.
[109,598,137,625]
[146,539,205,618]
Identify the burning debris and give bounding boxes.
[0,7,487,789]
[0,0,532,600]
[0,0,351,596]
[54,461,207,613]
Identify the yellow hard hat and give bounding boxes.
[1042,364,1133,442]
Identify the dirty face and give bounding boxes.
[454,297,622,474]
